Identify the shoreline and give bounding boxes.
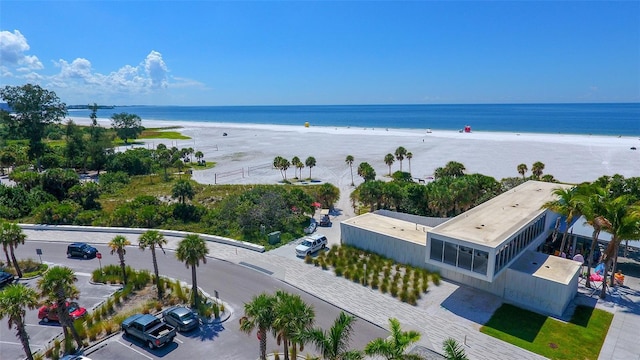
[69,116,640,146]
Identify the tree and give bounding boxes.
[273,290,315,360]
[517,163,528,179]
[38,266,83,349]
[0,221,26,278]
[306,156,317,179]
[394,147,407,171]
[172,179,195,204]
[176,234,209,308]
[0,284,40,360]
[542,186,581,255]
[384,153,395,176]
[138,230,168,299]
[316,183,340,209]
[364,318,421,360]
[345,155,355,186]
[86,103,111,174]
[64,120,86,169]
[292,156,302,179]
[406,152,413,175]
[239,292,277,360]
[297,311,363,360]
[598,195,640,299]
[357,162,376,182]
[108,235,131,285]
[111,112,142,144]
[273,156,291,180]
[531,161,545,179]
[195,150,204,165]
[442,338,468,360]
[0,84,67,165]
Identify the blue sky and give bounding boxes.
[1,1,638,106]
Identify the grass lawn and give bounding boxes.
[140,128,191,140]
[480,304,613,360]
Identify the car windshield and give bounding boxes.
[68,304,77,312]
[301,240,313,247]
[79,244,89,250]
[179,312,194,321]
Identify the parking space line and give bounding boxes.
[0,340,22,345]
[116,339,153,360]
[174,338,183,344]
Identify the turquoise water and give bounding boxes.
[68,103,640,136]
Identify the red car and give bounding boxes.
[38,302,87,323]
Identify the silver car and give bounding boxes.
[163,306,199,332]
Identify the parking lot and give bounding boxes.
[0,273,119,360]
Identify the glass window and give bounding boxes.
[458,246,473,270]
[430,238,444,262]
[443,242,458,266]
[473,249,488,275]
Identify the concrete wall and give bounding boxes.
[19,224,265,252]
[340,222,426,267]
[504,269,578,317]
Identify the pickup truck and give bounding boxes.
[121,313,177,349]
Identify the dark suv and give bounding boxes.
[67,243,98,259]
[0,270,16,287]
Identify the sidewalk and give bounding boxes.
[22,228,640,360]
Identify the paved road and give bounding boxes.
[2,240,387,360]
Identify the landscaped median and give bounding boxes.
[480,303,613,360]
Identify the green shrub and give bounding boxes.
[304,254,313,264]
[370,276,379,289]
[390,284,398,298]
[380,282,388,294]
[334,266,343,277]
[431,273,441,286]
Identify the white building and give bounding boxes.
[341,180,582,317]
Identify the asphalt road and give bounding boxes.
[1,241,387,360]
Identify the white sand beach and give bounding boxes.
[71,117,640,221]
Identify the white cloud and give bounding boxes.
[144,50,168,89]
[0,30,43,70]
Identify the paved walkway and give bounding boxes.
[22,228,639,360]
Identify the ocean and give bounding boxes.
[67,103,640,136]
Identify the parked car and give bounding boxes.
[163,306,199,332]
[0,270,16,288]
[319,214,332,227]
[304,219,318,234]
[295,234,328,257]
[121,313,177,349]
[38,302,87,323]
[66,242,98,259]
[61,355,92,360]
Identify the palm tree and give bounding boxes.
[292,156,301,179]
[517,163,528,179]
[239,292,277,360]
[442,338,468,360]
[0,284,39,360]
[598,195,640,298]
[364,318,421,360]
[306,156,316,180]
[531,161,545,179]
[406,152,413,175]
[345,155,355,186]
[195,150,204,165]
[38,266,83,349]
[357,162,376,182]
[273,290,315,360]
[176,234,209,308]
[0,221,26,278]
[384,153,395,176]
[542,187,581,255]
[575,183,610,289]
[172,179,195,204]
[297,311,363,360]
[138,230,168,299]
[108,235,131,285]
[394,147,407,171]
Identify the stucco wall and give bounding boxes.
[340,222,426,267]
[504,269,578,317]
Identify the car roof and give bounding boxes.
[307,234,326,240]
[70,242,88,247]
[168,306,191,316]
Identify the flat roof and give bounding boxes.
[429,181,572,248]
[509,250,581,285]
[342,212,430,245]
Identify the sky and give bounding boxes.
[1,1,638,106]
